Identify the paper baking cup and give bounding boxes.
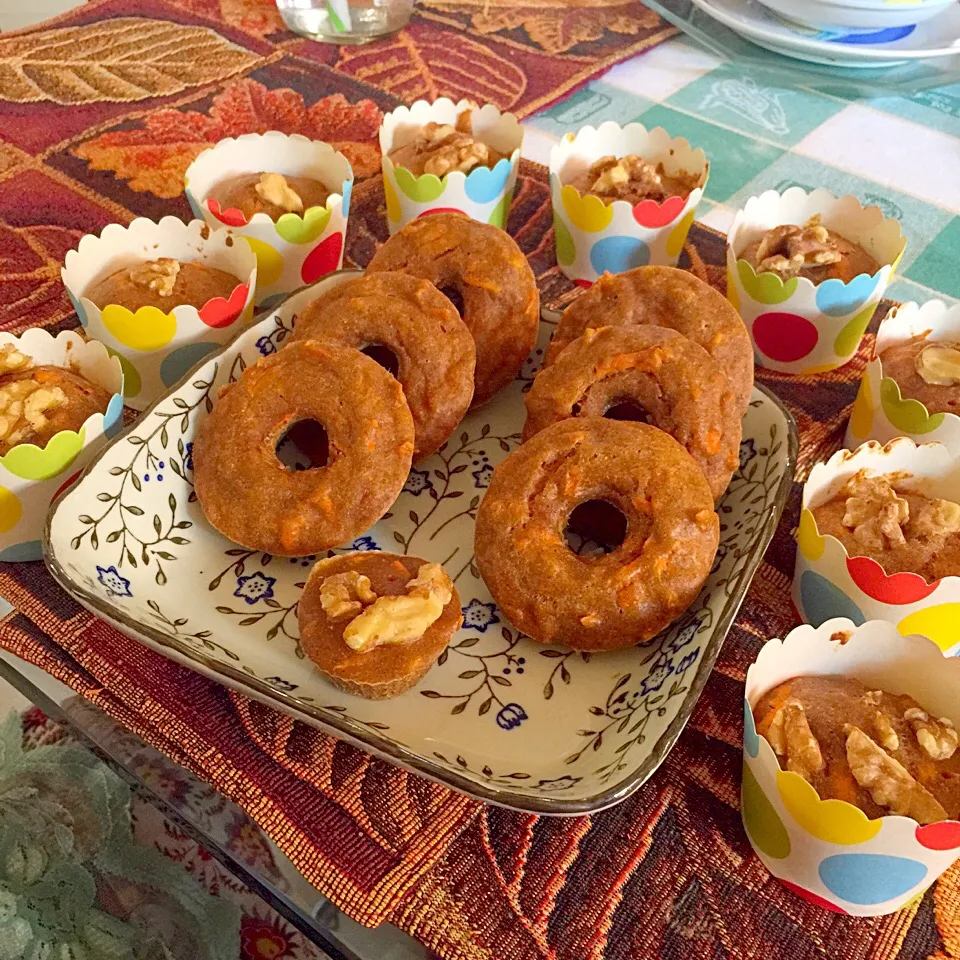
[743,618,960,917]
[847,300,960,456]
[184,132,352,304]
[0,329,123,562]
[379,98,523,234]
[62,217,256,412]
[727,188,905,375]
[793,438,960,656]
[548,122,708,286]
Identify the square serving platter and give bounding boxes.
[45,271,797,814]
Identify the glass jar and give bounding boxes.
[276,0,415,43]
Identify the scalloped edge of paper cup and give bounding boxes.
[548,122,708,284]
[379,99,523,233]
[0,329,123,561]
[847,300,960,454]
[793,438,960,655]
[62,217,257,411]
[726,188,906,375]
[183,133,353,302]
[743,617,960,916]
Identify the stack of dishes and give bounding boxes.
[688,0,960,67]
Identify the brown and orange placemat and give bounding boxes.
[1,158,958,958]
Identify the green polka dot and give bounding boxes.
[554,215,575,267]
[737,260,798,305]
[107,347,141,399]
[742,762,791,860]
[1,427,85,481]
[394,166,445,203]
[880,376,944,434]
[488,194,510,229]
[833,302,877,359]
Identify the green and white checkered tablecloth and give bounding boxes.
[522,37,960,307]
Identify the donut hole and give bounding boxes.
[361,343,400,379]
[437,284,466,318]
[275,419,329,472]
[603,398,651,424]
[565,499,628,556]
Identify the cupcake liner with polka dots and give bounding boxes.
[62,217,257,411]
[793,438,960,657]
[184,132,352,304]
[744,618,960,917]
[0,329,123,562]
[846,300,960,456]
[548,121,708,286]
[379,99,523,234]
[727,188,905,375]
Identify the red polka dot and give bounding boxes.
[916,821,960,851]
[301,232,343,284]
[780,879,848,914]
[752,312,819,363]
[206,198,247,227]
[417,207,466,219]
[574,278,593,289]
[632,194,685,229]
[847,555,940,605]
[198,283,248,329]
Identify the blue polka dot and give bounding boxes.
[589,236,650,276]
[184,188,205,220]
[743,698,760,758]
[819,854,927,906]
[799,570,865,627]
[103,392,124,439]
[0,541,41,562]
[340,178,353,219]
[159,341,219,388]
[830,24,915,45]
[815,273,880,317]
[68,290,87,326]
[464,158,511,204]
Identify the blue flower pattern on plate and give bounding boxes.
[738,438,756,471]
[183,442,194,472]
[472,463,494,489]
[814,272,880,317]
[97,565,132,598]
[256,335,277,357]
[348,536,379,552]
[461,599,499,632]
[403,468,433,496]
[265,676,298,692]
[640,652,674,696]
[496,703,527,730]
[233,572,276,605]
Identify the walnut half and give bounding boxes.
[129,258,181,297]
[0,344,31,376]
[845,725,947,825]
[765,699,824,783]
[905,708,959,761]
[841,473,909,551]
[319,571,377,620]
[255,173,303,213]
[755,217,842,279]
[0,379,67,447]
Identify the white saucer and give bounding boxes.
[689,0,960,63]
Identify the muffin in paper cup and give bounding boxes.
[727,188,905,375]
[793,438,960,656]
[743,618,960,917]
[0,329,123,562]
[184,132,352,304]
[62,217,257,411]
[548,122,708,286]
[379,98,523,234]
[847,300,960,456]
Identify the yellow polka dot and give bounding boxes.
[798,362,842,376]
[0,486,22,533]
[726,263,740,314]
[777,769,882,845]
[797,509,826,562]
[848,374,873,441]
[666,210,695,259]
[244,236,284,288]
[561,185,613,233]
[898,604,960,653]
[384,174,401,224]
[101,305,176,352]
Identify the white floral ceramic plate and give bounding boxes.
[45,272,797,814]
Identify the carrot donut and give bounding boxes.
[299,551,462,699]
[193,341,414,556]
[474,418,719,651]
[288,272,475,460]
[523,326,742,500]
[546,266,754,415]
[366,213,540,407]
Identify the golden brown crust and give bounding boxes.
[298,551,462,699]
[474,418,718,651]
[85,260,241,313]
[193,341,414,556]
[754,675,960,822]
[288,272,476,460]
[366,213,540,408]
[523,325,741,500]
[0,366,112,456]
[546,266,753,415]
[209,172,331,222]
